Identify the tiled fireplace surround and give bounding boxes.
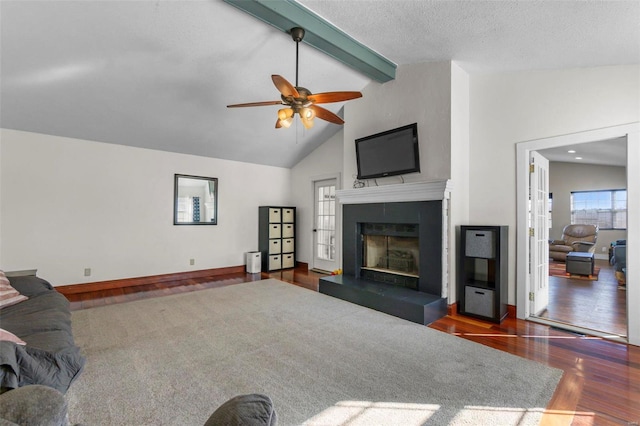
[319,180,451,325]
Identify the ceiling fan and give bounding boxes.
[227,27,362,129]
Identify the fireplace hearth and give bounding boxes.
[319,181,451,325]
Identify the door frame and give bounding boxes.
[516,123,639,345]
[309,173,342,272]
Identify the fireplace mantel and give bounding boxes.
[336,180,452,205]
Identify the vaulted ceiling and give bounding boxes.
[1,1,638,168]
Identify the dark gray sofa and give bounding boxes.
[0,273,85,394]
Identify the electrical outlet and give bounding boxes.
[190,258,195,266]
[84,268,91,277]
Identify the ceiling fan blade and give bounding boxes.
[311,105,344,125]
[227,100,283,108]
[307,91,362,104]
[272,75,300,98]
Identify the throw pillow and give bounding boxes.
[0,271,28,309]
[204,394,277,426]
[0,328,26,345]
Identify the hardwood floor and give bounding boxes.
[59,266,639,425]
[541,259,627,336]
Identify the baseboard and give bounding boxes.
[448,302,516,320]
[56,265,246,295]
[448,302,458,316]
[507,304,516,319]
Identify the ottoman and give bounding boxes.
[566,252,595,276]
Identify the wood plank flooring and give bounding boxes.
[60,266,639,425]
[541,260,627,336]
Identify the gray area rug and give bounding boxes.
[67,279,562,425]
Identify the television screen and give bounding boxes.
[355,123,420,179]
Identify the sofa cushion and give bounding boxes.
[204,394,277,426]
[0,272,28,309]
[6,275,53,298]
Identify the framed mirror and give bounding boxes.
[174,174,218,225]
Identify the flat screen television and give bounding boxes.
[355,123,420,179]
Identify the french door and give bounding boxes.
[312,178,339,273]
[530,151,550,316]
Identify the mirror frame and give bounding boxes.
[174,174,218,225]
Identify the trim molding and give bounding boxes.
[336,180,452,205]
[56,266,246,295]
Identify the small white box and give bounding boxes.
[282,238,294,253]
[282,208,295,223]
[269,224,281,238]
[282,254,295,269]
[246,251,261,273]
[269,239,281,254]
[269,255,281,271]
[268,208,281,223]
[282,224,294,238]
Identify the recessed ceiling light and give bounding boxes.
[575,157,583,160]
[568,150,576,153]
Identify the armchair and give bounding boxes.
[610,240,626,285]
[549,224,598,262]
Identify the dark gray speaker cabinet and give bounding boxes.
[458,225,508,323]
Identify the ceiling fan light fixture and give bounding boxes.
[278,107,294,120]
[301,107,315,120]
[300,108,315,129]
[279,117,294,128]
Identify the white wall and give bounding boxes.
[0,129,291,285]
[343,62,453,186]
[549,161,627,257]
[470,65,640,305]
[290,130,344,265]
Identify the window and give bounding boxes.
[571,189,627,230]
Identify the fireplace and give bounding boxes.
[360,223,420,290]
[319,180,451,325]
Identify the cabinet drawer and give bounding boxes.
[268,208,281,223]
[269,224,281,239]
[268,255,281,271]
[282,254,295,269]
[282,224,294,238]
[465,230,495,259]
[269,239,281,254]
[282,208,295,223]
[464,286,495,318]
[282,238,294,253]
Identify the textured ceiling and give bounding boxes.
[539,137,628,167]
[1,1,638,168]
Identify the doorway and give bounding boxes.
[516,123,639,345]
[311,177,339,273]
[532,147,627,337]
